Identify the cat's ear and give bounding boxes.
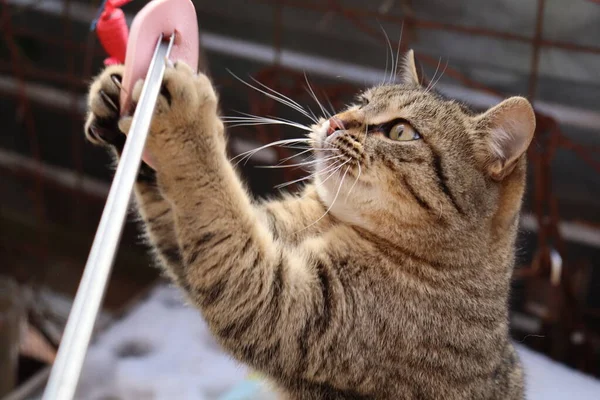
[400,49,420,86]
[475,96,536,180]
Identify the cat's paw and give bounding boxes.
[118,61,219,148]
[84,65,127,151]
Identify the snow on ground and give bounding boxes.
[519,344,600,399]
[76,285,600,400]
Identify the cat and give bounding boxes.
[84,50,535,399]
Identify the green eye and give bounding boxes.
[389,123,421,141]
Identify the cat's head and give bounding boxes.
[310,50,535,253]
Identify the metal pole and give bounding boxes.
[41,33,174,400]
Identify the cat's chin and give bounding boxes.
[315,180,357,223]
[308,119,330,150]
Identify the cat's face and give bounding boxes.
[309,51,535,240]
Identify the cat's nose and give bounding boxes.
[327,116,345,136]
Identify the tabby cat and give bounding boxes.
[84,50,535,399]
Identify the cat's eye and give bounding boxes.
[388,123,421,141]
[354,95,369,108]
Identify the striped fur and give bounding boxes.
[84,53,535,399]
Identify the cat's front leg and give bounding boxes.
[133,63,355,385]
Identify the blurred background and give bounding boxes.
[1,0,600,398]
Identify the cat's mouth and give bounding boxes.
[311,119,365,182]
[310,119,331,150]
[312,119,351,152]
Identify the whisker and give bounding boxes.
[346,161,361,199]
[223,117,307,125]
[227,69,316,122]
[274,159,343,189]
[316,158,347,175]
[418,62,427,86]
[380,25,395,85]
[427,59,449,94]
[248,76,316,123]
[322,90,337,117]
[300,158,351,199]
[346,125,367,198]
[309,108,319,123]
[223,114,309,124]
[304,73,331,119]
[223,114,312,132]
[226,122,305,131]
[297,164,350,232]
[279,145,337,152]
[425,57,442,93]
[275,148,340,168]
[393,22,404,80]
[380,25,390,85]
[264,114,315,130]
[230,138,313,163]
[277,148,314,164]
[311,159,350,191]
[228,72,312,120]
[274,173,317,190]
[256,155,343,169]
[438,199,445,220]
[278,145,311,150]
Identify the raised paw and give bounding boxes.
[84,65,127,150]
[120,61,218,138]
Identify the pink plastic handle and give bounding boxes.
[120,0,199,113]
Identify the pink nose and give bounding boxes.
[327,117,345,136]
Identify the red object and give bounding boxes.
[119,0,200,169]
[95,0,132,65]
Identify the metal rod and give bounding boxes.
[41,33,174,400]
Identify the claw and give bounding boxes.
[111,74,122,89]
[110,74,129,100]
[100,90,119,112]
[160,84,172,106]
[88,125,100,142]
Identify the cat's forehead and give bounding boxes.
[359,84,475,123]
[362,84,439,106]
